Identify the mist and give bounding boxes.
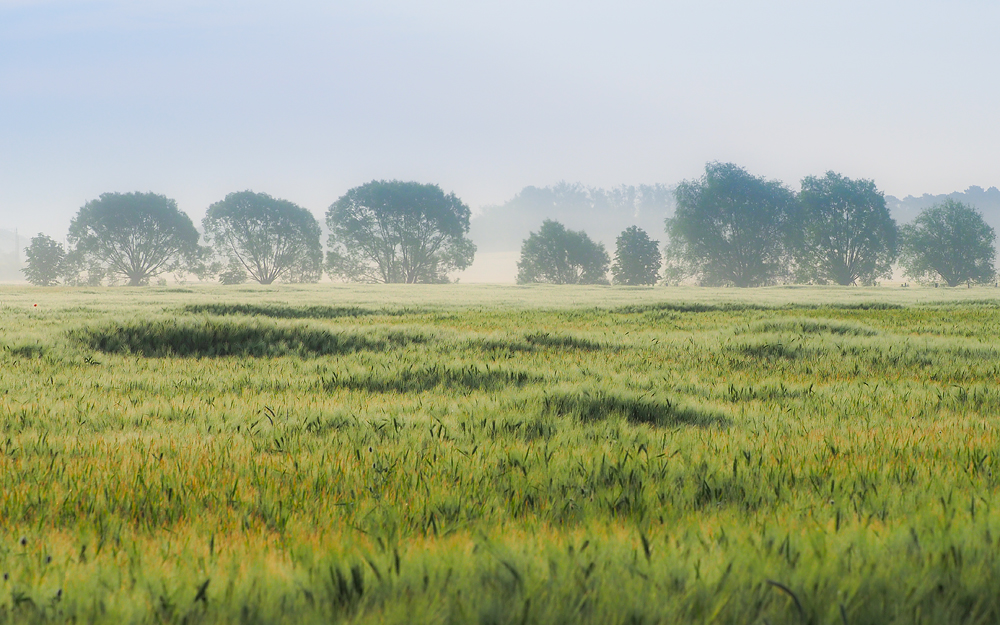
[2,0,999,282]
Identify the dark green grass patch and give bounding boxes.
[612,301,903,315]
[180,303,417,319]
[724,381,814,402]
[467,332,605,354]
[740,318,878,336]
[924,298,1000,308]
[523,331,604,351]
[540,386,726,427]
[826,301,903,310]
[612,302,767,314]
[4,342,48,359]
[466,337,537,354]
[72,318,430,358]
[317,363,544,393]
[724,339,806,361]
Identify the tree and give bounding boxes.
[665,162,798,287]
[796,172,897,285]
[516,220,609,284]
[203,191,323,285]
[67,192,202,286]
[898,199,996,286]
[326,180,476,283]
[611,226,661,285]
[22,234,66,286]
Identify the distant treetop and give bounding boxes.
[517,220,610,285]
[666,162,798,287]
[203,190,323,285]
[326,180,476,283]
[67,192,203,286]
[899,199,996,286]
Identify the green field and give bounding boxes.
[3,284,1000,624]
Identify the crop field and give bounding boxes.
[3,284,1000,624]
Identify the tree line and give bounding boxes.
[22,181,475,287]
[20,164,999,287]
[515,163,996,287]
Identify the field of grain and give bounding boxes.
[2,284,1000,624]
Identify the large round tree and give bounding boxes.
[68,192,202,286]
[517,220,609,284]
[22,233,67,286]
[666,162,798,287]
[611,225,661,285]
[326,180,476,283]
[795,172,897,285]
[899,200,996,286]
[203,191,323,285]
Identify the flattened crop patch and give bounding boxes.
[72,319,429,358]
[740,318,878,337]
[540,386,726,427]
[317,363,544,393]
[180,303,418,319]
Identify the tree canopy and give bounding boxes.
[203,191,322,285]
[898,199,996,286]
[326,180,476,283]
[796,172,897,285]
[611,226,661,285]
[516,220,609,284]
[67,192,202,286]
[665,162,798,287]
[22,233,66,286]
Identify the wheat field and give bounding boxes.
[2,284,1000,623]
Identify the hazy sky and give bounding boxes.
[2,0,999,243]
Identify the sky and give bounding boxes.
[2,0,999,278]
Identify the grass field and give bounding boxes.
[3,283,1000,624]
